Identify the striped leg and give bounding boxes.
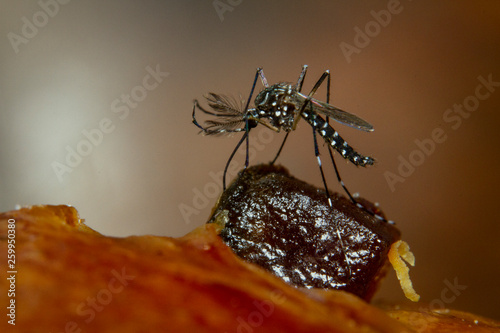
[322,73,394,224]
[300,74,354,277]
[322,71,357,202]
[310,113,353,278]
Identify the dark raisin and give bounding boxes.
[208,164,401,300]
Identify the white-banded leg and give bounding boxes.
[311,112,353,278]
[295,70,354,277]
[322,70,358,204]
[323,71,394,224]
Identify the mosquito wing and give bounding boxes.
[296,92,374,132]
[194,93,247,135]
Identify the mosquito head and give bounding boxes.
[253,83,297,132]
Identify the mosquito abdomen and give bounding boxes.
[303,112,374,167]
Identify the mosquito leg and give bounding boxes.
[192,102,206,132]
[258,67,269,88]
[328,145,394,224]
[323,72,394,224]
[223,131,248,190]
[296,65,308,91]
[322,70,356,203]
[270,132,289,165]
[269,66,306,164]
[270,65,309,165]
[301,70,373,211]
[321,70,358,204]
[192,99,221,117]
[293,70,330,130]
[326,144,356,203]
[311,118,352,278]
[223,67,264,189]
[313,126,332,206]
[244,119,250,170]
[307,71,353,276]
[309,70,330,97]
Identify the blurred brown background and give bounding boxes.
[1,0,499,321]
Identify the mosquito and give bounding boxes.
[193,64,388,213]
[192,65,393,277]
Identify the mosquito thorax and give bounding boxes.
[253,83,297,131]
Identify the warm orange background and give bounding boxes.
[1,1,499,321]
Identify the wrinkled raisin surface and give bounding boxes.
[209,164,400,300]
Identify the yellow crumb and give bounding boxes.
[388,240,420,302]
